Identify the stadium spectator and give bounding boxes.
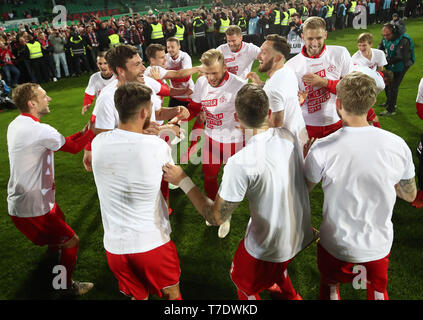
[7,83,94,296]
[26,34,50,83]
[84,24,100,70]
[49,28,70,79]
[304,71,417,300]
[378,22,415,116]
[68,28,92,77]
[205,13,217,50]
[163,83,315,300]
[0,37,20,87]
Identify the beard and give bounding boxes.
[258,57,274,73]
[142,110,152,130]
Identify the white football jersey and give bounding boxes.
[263,67,308,149]
[217,41,260,79]
[165,51,194,100]
[85,71,116,97]
[191,72,247,143]
[351,48,387,71]
[417,78,423,104]
[7,114,65,218]
[285,45,353,127]
[92,129,173,254]
[93,78,161,130]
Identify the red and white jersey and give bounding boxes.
[85,71,116,97]
[351,48,387,71]
[192,72,246,143]
[217,41,260,79]
[93,77,162,130]
[417,77,423,104]
[165,51,194,101]
[7,114,65,218]
[285,45,353,127]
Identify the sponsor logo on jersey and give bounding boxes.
[202,99,218,107]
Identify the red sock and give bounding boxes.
[59,244,78,287]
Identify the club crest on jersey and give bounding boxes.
[327,64,336,73]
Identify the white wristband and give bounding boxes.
[179,176,195,194]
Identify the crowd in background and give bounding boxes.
[0,0,422,90]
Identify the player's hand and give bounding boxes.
[149,66,161,80]
[143,121,160,135]
[245,72,263,85]
[298,89,309,105]
[198,111,206,123]
[82,104,91,115]
[163,163,187,185]
[83,150,92,172]
[303,137,316,159]
[175,106,190,120]
[302,73,328,88]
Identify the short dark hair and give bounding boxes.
[145,43,166,60]
[105,44,140,75]
[235,83,269,128]
[114,82,152,123]
[265,34,291,60]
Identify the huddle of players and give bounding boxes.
[7,17,419,300]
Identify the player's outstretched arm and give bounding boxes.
[395,177,417,203]
[163,163,240,225]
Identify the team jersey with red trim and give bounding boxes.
[191,72,247,144]
[417,78,423,104]
[85,71,116,98]
[165,51,194,101]
[417,78,423,119]
[7,114,65,217]
[351,48,387,71]
[285,45,353,127]
[92,77,162,130]
[217,41,260,79]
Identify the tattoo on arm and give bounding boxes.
[399,178,417,195]
[397,177,417,202]
[202,200,240,226]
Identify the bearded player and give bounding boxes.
[216,25,260,79]
[285,17,353,139]
[188,49,247,238]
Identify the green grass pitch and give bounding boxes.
[1,18,423,300]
